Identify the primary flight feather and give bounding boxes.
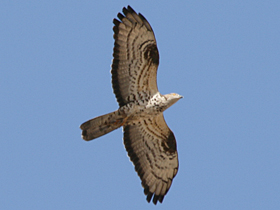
[80,5,182,205]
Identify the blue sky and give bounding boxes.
[1,1,279,209]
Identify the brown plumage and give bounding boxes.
[80,6,182,204]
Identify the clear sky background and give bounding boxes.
[1,1,279,209]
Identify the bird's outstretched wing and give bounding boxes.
[123,113,179,204]
[112,6,159,107]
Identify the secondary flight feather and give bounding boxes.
[80,5,182,204]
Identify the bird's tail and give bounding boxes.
[80,110,125,141]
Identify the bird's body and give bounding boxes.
[80,6,182,204]
[81,92,182,140]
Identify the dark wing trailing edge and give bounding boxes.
[123,114,179,204]
[80,5,180,205]
[111,6,160,107]
[111,6,178,205]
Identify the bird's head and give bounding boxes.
[164,93,183,107]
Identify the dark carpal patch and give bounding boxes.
[144,44,159,65]
[162,131,177,154]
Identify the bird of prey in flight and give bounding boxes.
[80,5,182,205]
